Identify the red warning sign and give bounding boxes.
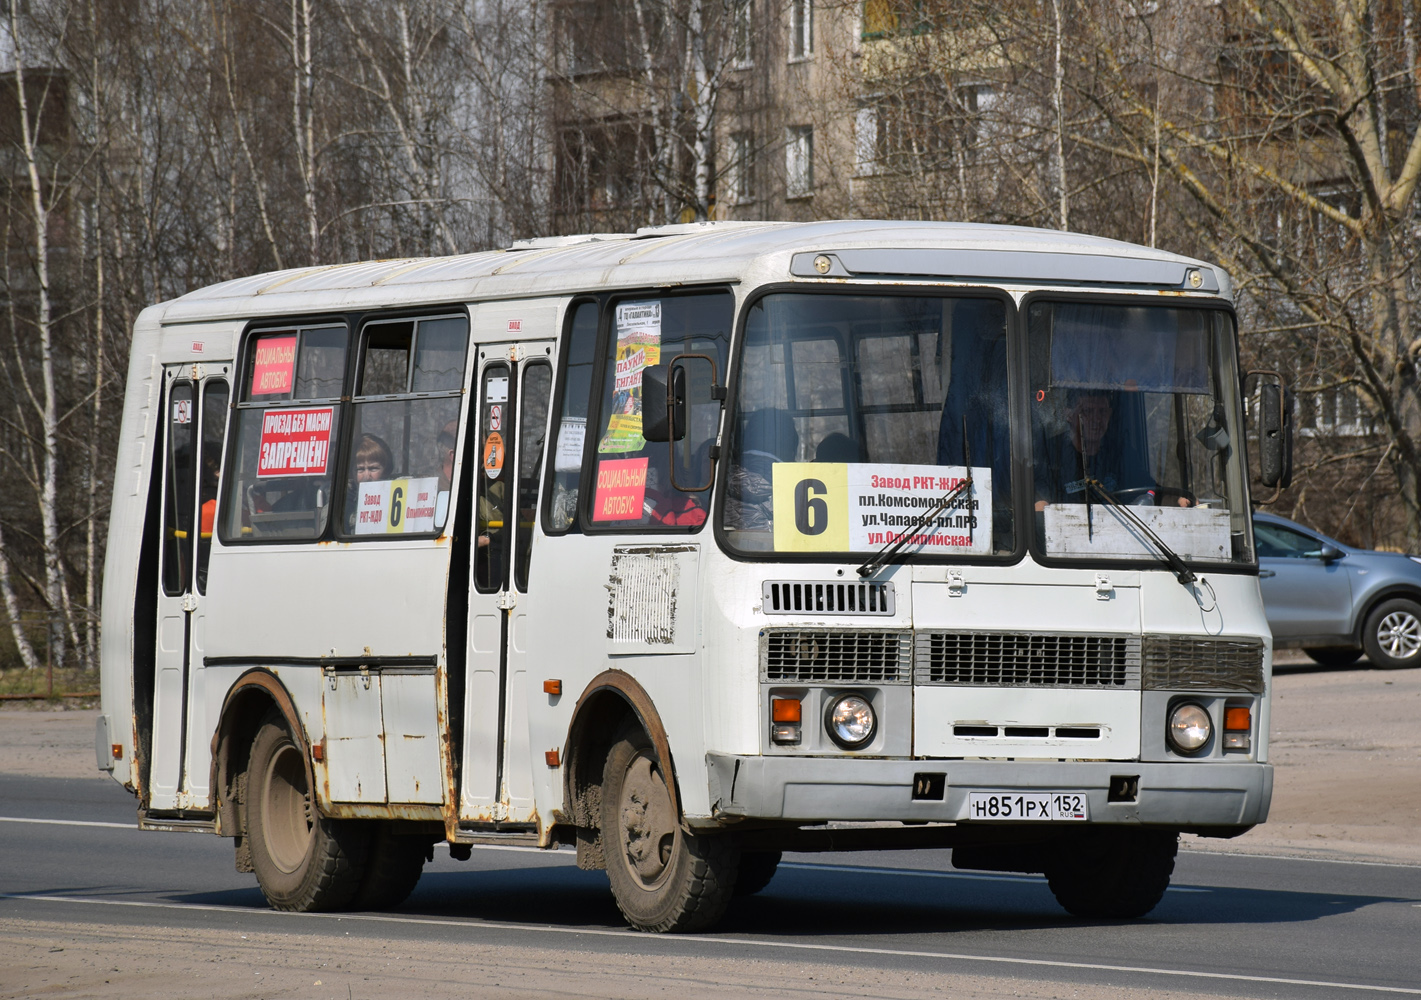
[250,334,296,396]
[482,431,505,478]
[257,407,334,477]
[592,457,648,521]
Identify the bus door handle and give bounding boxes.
[1258,569,1276,578]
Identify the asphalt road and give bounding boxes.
[2,773,1419,999]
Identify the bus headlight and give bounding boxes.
[826,694,876,750]
[1167,702,1212,754]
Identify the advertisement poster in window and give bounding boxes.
[598,301,661,453]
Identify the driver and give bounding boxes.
[1034,389,1189,511]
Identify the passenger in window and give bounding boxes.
[814,432,863,463]
[725,409,798,530]
[1034,390,1188,511]
[437,421,458,490]
[644,442,711,527]
[354,433,394,484]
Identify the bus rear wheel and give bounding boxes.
[600,722,739,932]
[1046,828,1177,919]
[247,711,368,912]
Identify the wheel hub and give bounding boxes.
[263,742,314,874]
[618,752,676,888]
[1377,611,1421,660]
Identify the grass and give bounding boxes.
[0,665,101,702]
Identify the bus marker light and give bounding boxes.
[543,679,562,696]
[111,744,123,760]
[311,743,324,762]
[545,749,561,768]
[771,698,801,723]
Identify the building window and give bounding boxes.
[790,0,813,59]
[786,126,813,199]
[733,0,753,66]
[855,105,878,175]
[730,132,754,202]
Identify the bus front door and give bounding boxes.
[150,366,230,813]
[460,337,553,825]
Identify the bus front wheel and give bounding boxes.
[1046,828,1177,919]
[247,711,368,912]
[600,722,739,932]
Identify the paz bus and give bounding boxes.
[98,221,1288,932]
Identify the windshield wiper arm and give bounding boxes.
[1082,479,1196,586]
[857,475,973,579]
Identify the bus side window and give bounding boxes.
[221,326,347,542]
[545,301,599,534]
[342,314,468,538]
[515,361,552,591]
[476,364,512,592]
[586,292,732,530]
[162,380,197,595]
[195,379,229,594]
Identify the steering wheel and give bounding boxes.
[1108,486,1196,507]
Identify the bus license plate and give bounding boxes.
[967,791,1089,821]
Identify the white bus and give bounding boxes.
[99,221,1286,932]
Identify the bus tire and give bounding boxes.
[349,823,429,911]
[600,722,739,932]
[1045,828,1177,919]
[733,851,782,897]
[247,712,368,912]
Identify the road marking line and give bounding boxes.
[780,862,1209,892]
[1182,848,1421,870]
[1,893,1416,995]
[0,817,132,830]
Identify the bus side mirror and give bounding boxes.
[641,365,686,443]
[1257,380,1293,488]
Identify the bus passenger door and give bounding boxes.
[150,366,230,813]
[460,340,552,824]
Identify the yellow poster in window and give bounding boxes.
[771,463,849,551]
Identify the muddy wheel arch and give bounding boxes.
[560,670,681,839]
[210,669,309,840]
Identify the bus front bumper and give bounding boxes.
[705,754,1272,830]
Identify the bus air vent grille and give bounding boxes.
[1141,635,1266,693]
[761,629,911,684]
[761,580,896,616]
[914,632,1141,688]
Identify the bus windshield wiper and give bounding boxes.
[1082,479,1196,587]
[856,474,973,579]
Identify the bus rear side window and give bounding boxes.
[221,325,347,542]
[342,315,468,538]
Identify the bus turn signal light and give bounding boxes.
[771,698,802,745]
[543,679,562,696]
[1223,706,1251,750]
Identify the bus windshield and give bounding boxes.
[722,292,1013,557]
[1028,301,1250,566]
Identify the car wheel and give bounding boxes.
[1303,648,1362,668]
[1362,598,1421,669]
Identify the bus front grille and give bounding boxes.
[914,632,1141,688]
[761,580,896,616]
[1141,635,1266,693]
[761,629,911,684]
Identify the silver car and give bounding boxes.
[1254,511,1421,669]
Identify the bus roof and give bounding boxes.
[153,220,1229,326]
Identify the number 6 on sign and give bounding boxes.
[772,463,849,551]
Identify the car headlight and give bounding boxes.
[825,694,876,750]
[1167,702,1212,754]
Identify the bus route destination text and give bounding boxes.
[256,406,334,477]
[771,462,992,554]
